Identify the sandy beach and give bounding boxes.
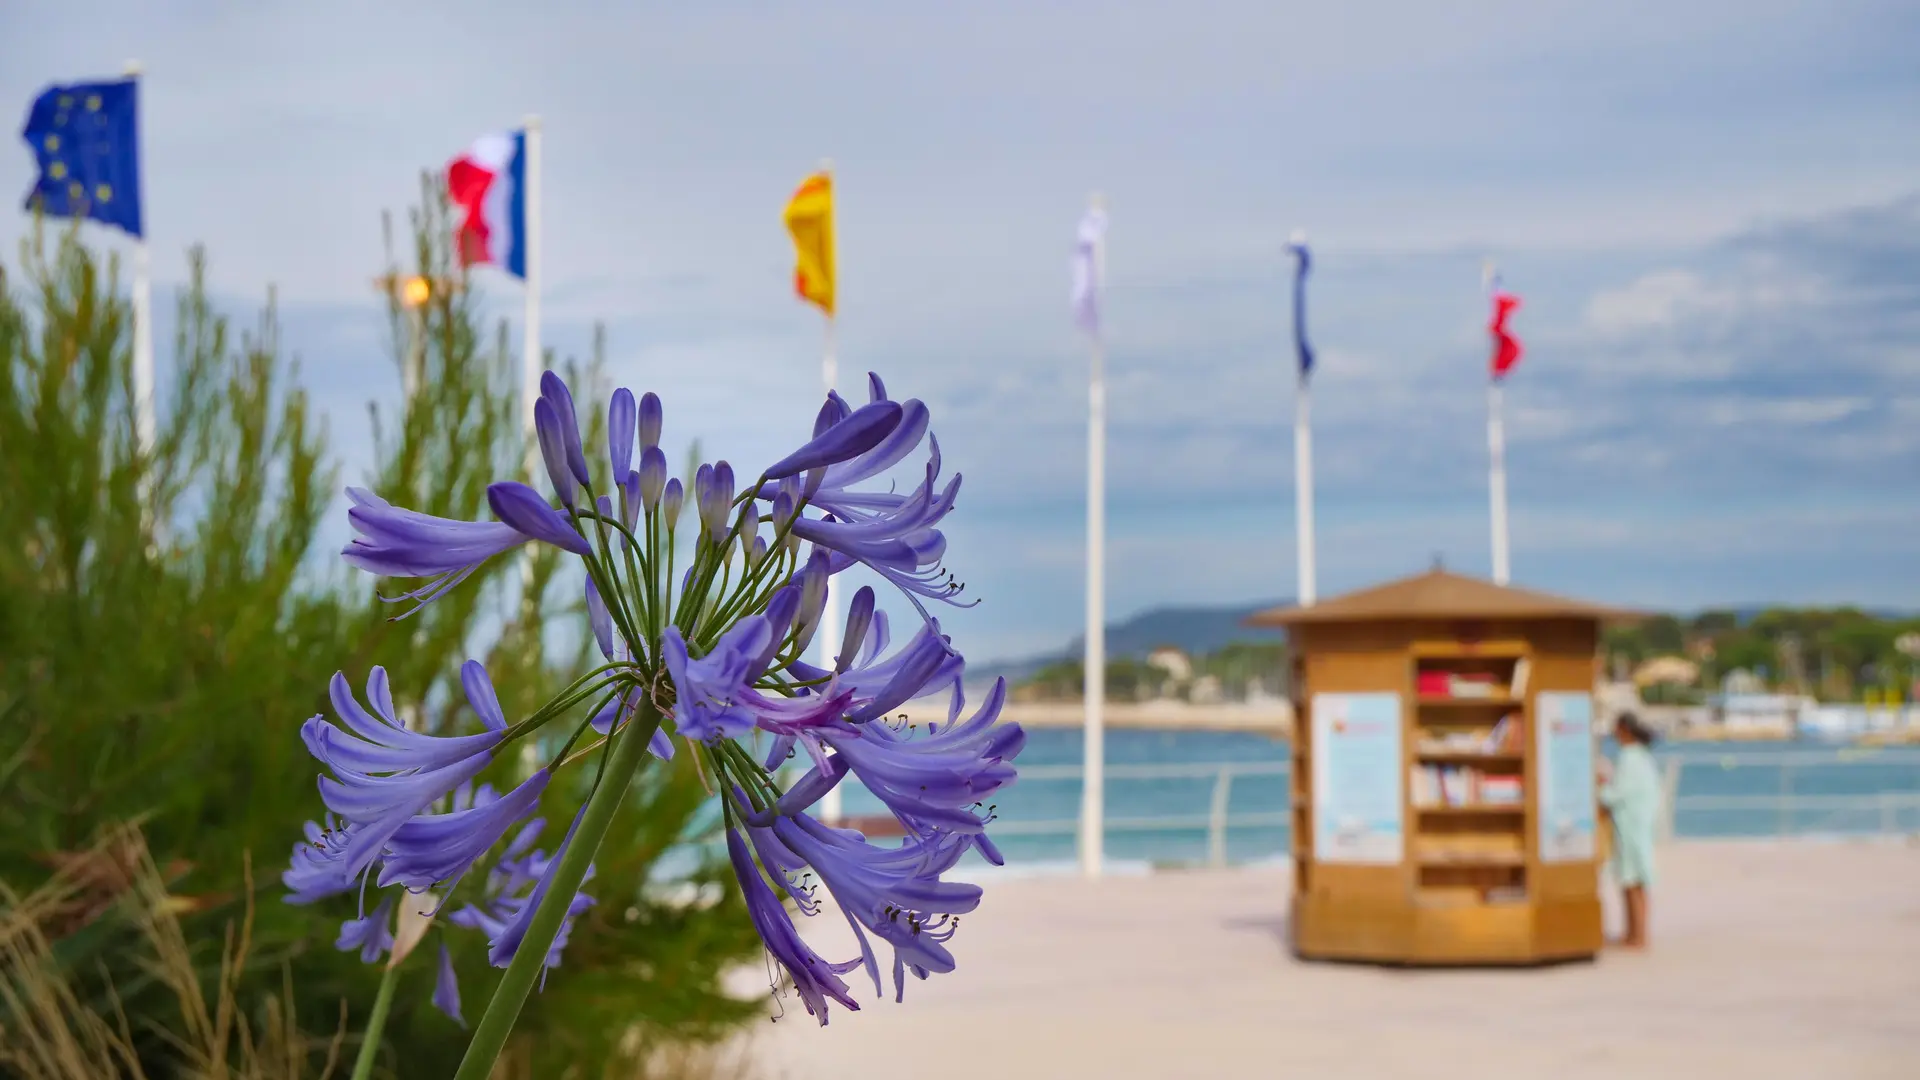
[732,840,1920,1079]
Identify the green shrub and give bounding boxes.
[0,191,761,1078]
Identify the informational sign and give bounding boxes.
[1536,691,1598,861]
[1311,692,1404,864]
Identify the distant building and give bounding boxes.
[1190,674,1224,705]
[1146,646,1193,683]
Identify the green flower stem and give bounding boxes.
[348,962,402,1080]
[451,697,663,1080]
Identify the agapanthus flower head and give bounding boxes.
[301,666,509,879]
[293,367,1022,1044]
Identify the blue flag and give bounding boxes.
[1285,233,1313,379]
[21,77,143,238]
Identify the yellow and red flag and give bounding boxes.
[783,171,835,316]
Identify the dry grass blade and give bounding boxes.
[0,824,345,1079]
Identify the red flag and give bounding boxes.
[1489,289,1522,379]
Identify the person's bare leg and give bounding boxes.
[1622,886,1647,949]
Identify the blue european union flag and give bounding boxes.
[21,77,143,238]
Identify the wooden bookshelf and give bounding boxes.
[1251,567,1634,966]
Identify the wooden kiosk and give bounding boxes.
[1248,567,1630,966]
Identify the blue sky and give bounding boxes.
[5,1,1919,663]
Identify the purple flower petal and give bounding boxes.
[608,387,636,480]
[585,577,615,660]
[486,482,591,556]
[763,400,903,480]
[637,391,663,451]
[341,487,526,578]
[540,371,593,490]
[336,897,395,964]
[726,827,861,1025]
[433,940,465,1026]
[533,397,576,507]
[378,769,550,890]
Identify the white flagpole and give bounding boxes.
[1079,192,1107,880]
[125,61,156,476]
[1484,260,1512,585]
[1488,382,1510,585]
[1290,231,1316,608]
[1296,377,1316,605]
[817,312,844,824]
[518,115,544,768]
[522,115,543,449]
[816,159,845,825]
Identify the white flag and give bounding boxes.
[1070,205,1107,338]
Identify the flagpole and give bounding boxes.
[1295,376,1316,604]
[124,61,156,481]
[817,309,844,824]
[1488,381,1510,585]
[519,115,544,772]
[1079,192,1107,880]
[522,115,543,448]
[815,159,844,825]
[1290,231,1316,608]
[1484,260,1512,585]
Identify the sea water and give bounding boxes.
[830,729,1920,873]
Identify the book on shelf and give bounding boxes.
[1509,657,1531,697]
[1417,670,1506,699]
[1415,838,1524,863]
[1410,764,1525,808]
[1416,717,1521,756]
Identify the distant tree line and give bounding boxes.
[1015,641,1290,704]
[1604,607,1920,704]
[1013,607,1920,707]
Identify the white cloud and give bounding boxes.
[1702,396,1872,427]
[1584,269,1738,334]
[1581,265,1829,339]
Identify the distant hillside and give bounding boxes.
[962,598,1918,690]
[968,599,1289,686]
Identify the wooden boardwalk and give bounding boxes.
[735,840,1920,1079]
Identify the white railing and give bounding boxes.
[994,762,1290,868]
[985,748,1920,867]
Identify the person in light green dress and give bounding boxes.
[1598,711,1661,949]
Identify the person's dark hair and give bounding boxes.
[1614,711,1657,746]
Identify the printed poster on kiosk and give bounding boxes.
[1311,691,1404,864]
[1537,690,1598,861]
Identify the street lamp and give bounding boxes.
[372,272,465,402]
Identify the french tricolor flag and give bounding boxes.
[448,130,528,280]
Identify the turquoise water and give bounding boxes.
[831,728,1920,868]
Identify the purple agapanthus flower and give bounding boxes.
[823,679,1022,850]
[725,826,862,1024]
[750,811,980,1005]
[336,896,397,963]
[282,814,361,904]
[292,367,1024,1038]
[756,375,966,617]
[471,804,598,971]
[301,666,510,879]
[662,618,774,742]
[341,484,591,615]
[377,769,550,891]
[422,812,597,1022]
